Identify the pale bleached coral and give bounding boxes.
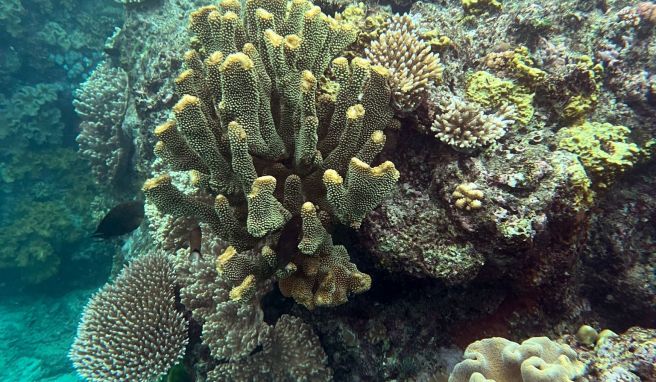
[431,96,514,150]
[365,14,443,113]
[452,182,484,210]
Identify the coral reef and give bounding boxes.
[365,14,443,113]
[74,60,131,189]
[69,253,188,382]
[449,336,586,382]
[144,0,399,310]
[55,0,656,381]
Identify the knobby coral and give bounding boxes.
[143,0,399,310]
[365,14,443,113]
[69,253,188,382]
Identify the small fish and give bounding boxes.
[92,200,145,239]
[188,224,202,262]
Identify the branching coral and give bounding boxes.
[74,60,130,187]
[431,96,514,150]
[365,14,443,113]
[144,0,398,310]
[69,253,188,382]
[449,336,586,382]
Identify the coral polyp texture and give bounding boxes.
[365,14,443,113]
[143,0,398,310]
[69,253,188,382]
[174,245,332,379]
[73,60,130,188]
[449,336,586,382]
[431,96,514,150]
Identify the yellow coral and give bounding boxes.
[557,121,641,189]
[484,46,546,82]
[453,183,484,211]
[466,71,535,126]
[462,0,502,13]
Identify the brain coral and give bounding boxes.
[449,336,586,382]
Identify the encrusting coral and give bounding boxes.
[449,336,586,382]
[143,0,399,310]
[69,253,188,382]
[365,14,443,113]
[465,71,534,126]
[557,121,641,189]
[431,96,515,150]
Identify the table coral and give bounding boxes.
[144,0,399,310]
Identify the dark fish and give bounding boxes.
[189,224,202,262]
[92,200,145,239]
